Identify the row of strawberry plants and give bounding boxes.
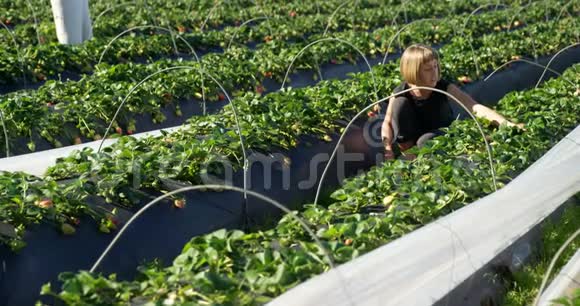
[0,0,532,84]
[38,63,580,305]
[0,0,398,47]
[0,0,376,30]
[0,17,575,251]
[0,7,568,156]
[0,0,523,48]
[0,1,360,46]
[503,197,580,305]
[8,0,534,38]
[254,14,574,80]
[92,0,560,47]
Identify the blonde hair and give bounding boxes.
[400,44,440,85]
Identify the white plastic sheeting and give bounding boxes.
[0,126,184,177]
[269,125,580,306]
[50,0,93,44]
[539,249,580,305]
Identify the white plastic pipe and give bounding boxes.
[50,0,93,44]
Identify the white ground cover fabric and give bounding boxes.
[0,126,183,177]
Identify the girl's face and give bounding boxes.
[418,59,439,88]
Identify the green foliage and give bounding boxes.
[42,63,580,305]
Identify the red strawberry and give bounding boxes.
[289,11,297,17]
[177,25,186,33]
[107,216,119,230]
[217,93,225,101]
[127,120,136,134]
[367,111,376,118]
[5,19,11,25]
[174,199,186,209]
[162,92,173,103]
[115,127,123,135]
[70,217,81,226]
[109,216,119,225]
[457,76,472,83]
[330,59,338,64]
[36,198,53,209]
[262,71,273,78]
[46,102,54,107]
[255,85,265,94]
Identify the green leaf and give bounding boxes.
[40,283,52,295]
[330,189,347,201]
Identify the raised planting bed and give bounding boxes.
[1,0,520,87]
[31,62,580,305]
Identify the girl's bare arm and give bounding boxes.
[447,84,525,128]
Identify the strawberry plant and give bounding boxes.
[0,171,101,251]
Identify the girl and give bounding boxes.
[381,44,524,159]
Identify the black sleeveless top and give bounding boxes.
[393,79,455,131]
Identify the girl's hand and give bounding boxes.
[384,145,396,160]
[506,121,526,131]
